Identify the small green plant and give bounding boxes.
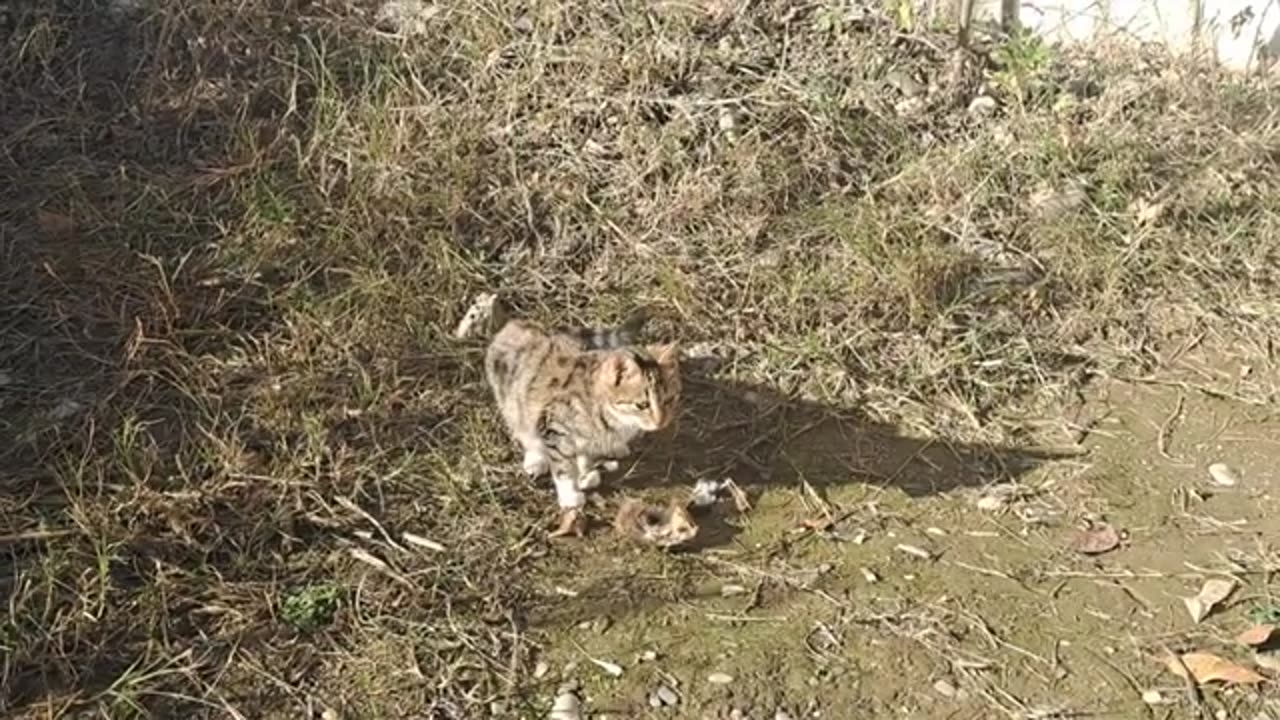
[992,28,1052,105]
[1248,604,1280,626]
[281,583,342,632]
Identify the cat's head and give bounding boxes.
[596,343,681,432]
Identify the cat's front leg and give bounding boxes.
[576,455,603,490]
[516,431,550,477]
[549,463,587,539]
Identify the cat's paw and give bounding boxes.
[577,469,603,490]
[522,451,550,477]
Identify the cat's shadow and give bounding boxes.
[590,357,1076,553]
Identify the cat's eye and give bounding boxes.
[634,400,650,410]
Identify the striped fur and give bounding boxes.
[485,313,680,514]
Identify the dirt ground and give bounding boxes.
[537,346,1280,719]
[3,1,1280,719]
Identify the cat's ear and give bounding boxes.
[648,343,680,368]
[600,352,638,386]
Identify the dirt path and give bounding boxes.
[536,348,1280,719]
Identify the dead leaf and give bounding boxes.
[1165,652,1266,685]
[1070,523,1121,555]
[1129,197,1166,225]
[1183,578,1235,623]
[798,517,833,531]
[1238,624,1277,647]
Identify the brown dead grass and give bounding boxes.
[2,0,1279,717]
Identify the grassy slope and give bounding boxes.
[2,0,1278,717]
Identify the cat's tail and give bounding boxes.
[453,292,508,340]
[556,307,649,349]
[455,292,648,348]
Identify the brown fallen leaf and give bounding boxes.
[1070,523,1121,555]
[1237,624,1277,647]
[1183,578,1235,623]
[798,517,833,531]
[1165,651,1266,685]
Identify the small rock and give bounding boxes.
[975,495,1007,512]
[894,97,925,117]
[885,68,925,97]
[1029,179,1088,219]
[648,693,664,709]
[320,709,339,720]
[967,95,998,117]
[533,660,549,679]
[655,685,679,706]
[1208,462,1240,487]
[721,583,749,597]
[718,109,738,133]
[727,709,746,720]
[549,690,582,720]
[373,0,439,36]
[512,13,533,33]
[640,650,658,661]
[1141,689,1162,705]
[774,711,794,720]
[708,672,734,685]
[859,567,879,583]
[933,679,957,698]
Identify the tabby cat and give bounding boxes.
[485,307,681,537]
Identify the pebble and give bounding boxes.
[549,691,581,720]
[933,679,957,698]
[721,584,749,597]
[1208,462,1240,487]
[655,685,679,706]
[1140,689,1162,705]
[975,495,1007,512]
[373,0,439,36]
[967,95,998,117]
[775,711,794,720]
[718,109,738,133]
[533,660,549,679]
[708,672,734,685]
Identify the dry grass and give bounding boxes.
[2,0,1280,717]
